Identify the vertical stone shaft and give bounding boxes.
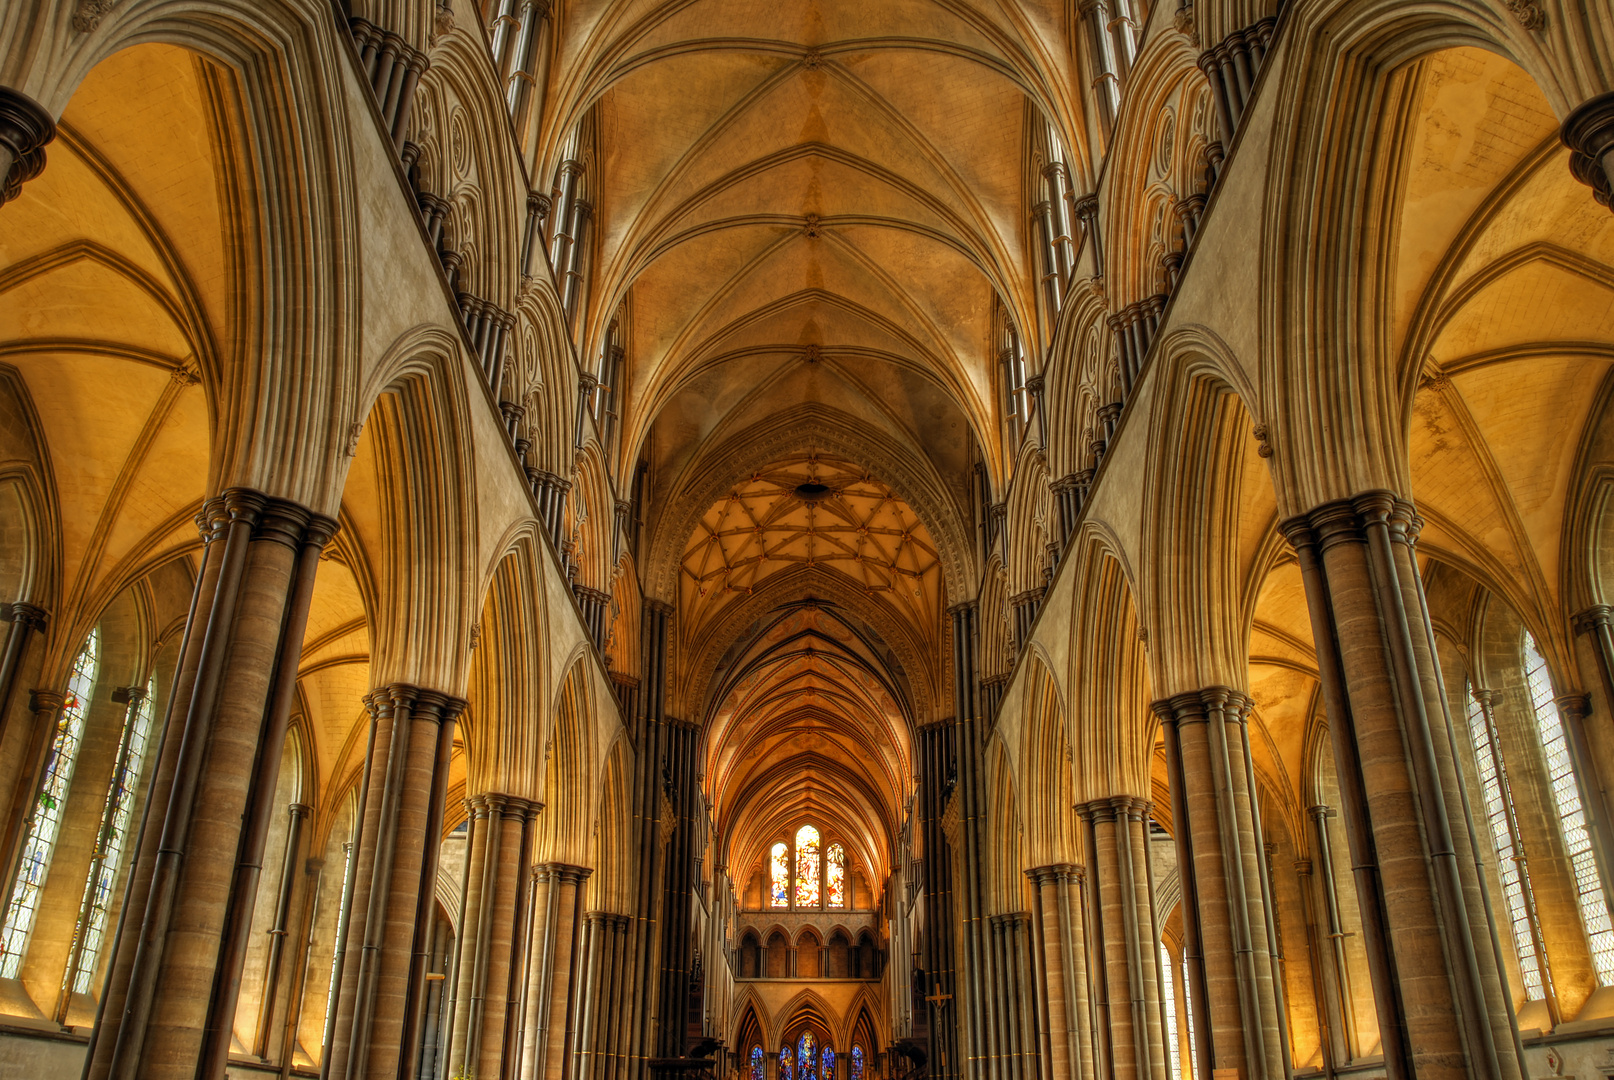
[199,503,333,1080]
[86,491,335,1080]
[1283,494,1523,1080]
[398,698,464,1076]
[920,718,960,1080]
[1154,688,1286,1080]
[543,867,589,1080]
[446,797,494,1077]
[1081,799,1165,1080]
[84,509,220,1080]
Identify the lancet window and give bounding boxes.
[850,1045,865,1080]
[1161,943,1182,1080]
[766,825,850,910]
[1522,632,1614,982]
[0,627,99,977]
[780,1044,793,1080]
[1463,677,1547,999]
[66,672,157,995]
[750,1046,764,1080]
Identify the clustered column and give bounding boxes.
[84,489,336,1080]
[1027,864,1095,1080]
[325,684,466,1080]
[1078,797,1167,1080]
[1283,493,1522,1080]
[1154,688,1287,1080]
[444,793,540,1080]
[517,862,592,1080]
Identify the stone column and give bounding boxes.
[80,491,335,1080]
[445,793,540,1080]
[0,87,55,209]
[326,686,466,1080]
[1562,92,1614,210]
[1079,799,1166,1080]
[1282,495,1523,1080]
[1153,688,1286,1080]
[252,801,311,1056]
[0,602,46,765]
[516,863,590,1080]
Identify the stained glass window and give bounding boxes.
[823,1046,836,1080]
[780,1045,793,1080]
[798,1031,818,1080]
[795,825,821,907]
[1464,679,1547,998]
[826,843,846,907]
[1524,631,1614,982]
[751,1046,764,1080]
[850,1045,865,1080]
[771,842,790,908]
[0,628,99,978]
[68,673,157,995]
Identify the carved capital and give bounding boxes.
[0,87,56,210]
[1563,92,1614,210]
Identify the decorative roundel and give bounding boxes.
[1154,109,1176,180]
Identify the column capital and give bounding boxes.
[0,87,56,209]
[1557,693,1592,721]
[1574,604,1613,635]
[4,602,46,630]
[288,802,312,820]
[29,689,64,714]
[1563,91,1614,210]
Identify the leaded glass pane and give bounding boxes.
[0,628,98,979]
[795,825,821,907]
[771,842,790,908]
[780,1045,793,1080]
[823,1046,835,1080]
[826,843,846,907]
[851,1045,865,1080]
[798,1031,817,1080]
[1465,680,1546,998]
[1524,631,1614,983]
[751,1046,764,1080]
[69,672,157,995]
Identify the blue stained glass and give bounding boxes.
[823,1046,836,1080]
[851,1046,865,1080]
[798,1032,818,1080]
[751,1047,764,1080]
[780,1045,793,1080]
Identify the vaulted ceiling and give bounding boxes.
[545,1,1088,890]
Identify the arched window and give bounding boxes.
[850,1045,865,1080]
[67,671,157,994]
[1463,677,1547,998]
[770,841,790,908]
[826,843,846,907]
[0,627,99,978]
[750,1046,764,1080]
[1523,631,1614,981]
[797,1030,818,1080]
[823,1045,836,1080]
[1160,943,1181,1080]
[780,1044,793,1080]
[794,825,821,907]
